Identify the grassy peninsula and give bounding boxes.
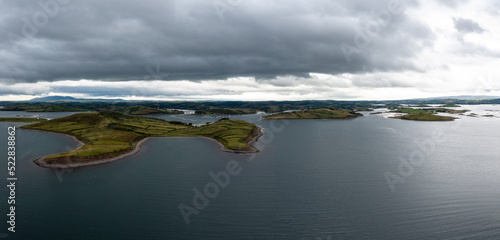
[22,112,261,168]
[263,109,362,120]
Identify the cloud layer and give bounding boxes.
[1,0,432,82]
[0,0,499,100]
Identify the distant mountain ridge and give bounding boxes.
[412,95,500,100]
[29,96,124,102]
[26,95,500,103]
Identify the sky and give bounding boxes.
[0,0,499,101]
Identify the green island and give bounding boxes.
[126,106,184,115]
[391,108,467,114]
[21,112,261,168]
[263,108,362,120]
[391,112,456,121]
[390,108,428,114]
[389,107,466,121]
[194,107,257,115]
[0,117,47,123]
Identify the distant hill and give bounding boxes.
[29,96,77,101]
[29,96,124,102]
[414,95,500,100]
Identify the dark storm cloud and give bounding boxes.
[0,0,433,83]
[453,17,484,34]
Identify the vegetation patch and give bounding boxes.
[390,107,468,121]
[170,118,258,151]
[263,109,362,120]
[430,108,468,114]
[0,104,91,112]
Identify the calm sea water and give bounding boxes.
[0,106,499,239]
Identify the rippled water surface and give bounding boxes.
[0,106,499,239]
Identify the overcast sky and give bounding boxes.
[1,0,499,101]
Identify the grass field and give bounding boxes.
[22,112,259,165]
[263,109,362,120]
[170,118,259,150]
[0,117,47,123]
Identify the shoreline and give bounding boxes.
[29,126,263,169]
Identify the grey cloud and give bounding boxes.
[456,40,500,58]
[1,0,433,83]
[437,0,469,8]
[453,17,484,34]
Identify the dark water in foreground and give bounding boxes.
[1,107,500,239]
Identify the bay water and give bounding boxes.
[0,107,499,239]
